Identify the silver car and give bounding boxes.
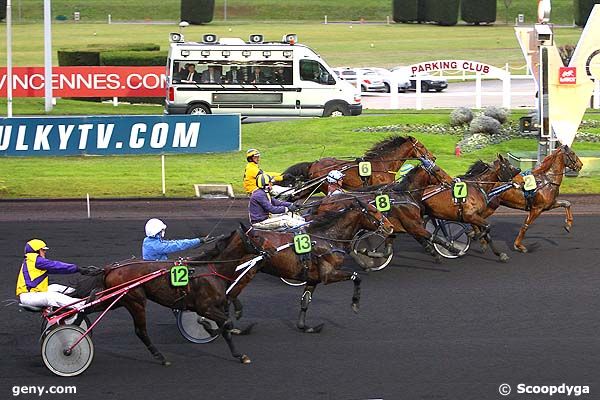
[358,67,412,93]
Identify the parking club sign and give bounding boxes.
[559,67,577,84]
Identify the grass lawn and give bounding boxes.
[2,110,600,198]
[0,22,583,69]
[4,0,578,25]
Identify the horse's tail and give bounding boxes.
[282,161,313,184]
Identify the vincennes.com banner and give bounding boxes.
[0,115,241,156]
[0,66,165,97]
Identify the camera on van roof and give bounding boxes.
[202,34,218,44]
[249,34,264,44]
[169,32,184,43]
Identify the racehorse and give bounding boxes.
[481,145,583,252]
[382,155,521,262]
[279,136,435,199]
[229,195,395,333]
[76,231,262,366]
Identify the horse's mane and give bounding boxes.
[533,146,563,174]
[459,160,489,179]
[363,135,411,160]
[282,161,312,180]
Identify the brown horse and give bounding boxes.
[230,195,395,333]
[77,230,263,366]
[379,155,520,262]
[481,145,583,252]
[279,136,435,199]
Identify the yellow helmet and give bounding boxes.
[24,239,49,254]
[246,148,261,160]
[256,173,273,189]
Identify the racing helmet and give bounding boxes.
[246,148,261,161]
[256,173,274,190]
[24,239,49,254]
[326,170,345,184]
[145,218,167,237]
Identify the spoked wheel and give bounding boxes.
[175,310,220,344]
[41,325,94,377]
[41,314,92,340]
[280,277,307,286]
[425,218,471,259]
[350,230,394,271]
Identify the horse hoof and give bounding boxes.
[352,303,360,313]
[162,360,171,366]
[499,253,509,262]
[229,328,242,335]
[240,355,251,364]
[302,324,324,334]
[513,245,527,253]
[235,311,243,320]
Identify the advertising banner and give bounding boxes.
[0,114,241,156]
[0,66,166,97]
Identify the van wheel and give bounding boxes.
[188,104,211,115]
[384,83,391,93]
[323,103,348,117]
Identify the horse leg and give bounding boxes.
[549,199,573,232]
[231,297,244,320]
[297,285,323,333]
[468,217,509,262]
[514,208,543,253]
[203,306,251,364]
[123,299,170,366]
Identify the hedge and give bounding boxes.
[461,0,496,24]
[574,0,600,27]
[392,0,418,23]
[99,51,167,66]
[422,0,459,25]
[86,43,161,52]
[181,0,215,25]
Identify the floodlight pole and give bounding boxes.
[6,0,13,117]
[44,0,53,112]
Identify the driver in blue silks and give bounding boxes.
[142,218,221,261]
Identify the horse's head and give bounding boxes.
[354,197,395,235]
[408,136,436,162]
[561,145,583,172]
[491,154,521,182]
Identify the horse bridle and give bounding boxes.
[354,197,391,234]
[562,146,580,170]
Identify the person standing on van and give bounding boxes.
[250,67,266,84]
[184,64,201,82]
[201,66,222,84]
[225,66,241,84]
[243,148,286,194]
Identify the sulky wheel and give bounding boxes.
[280,277,307,286]
[41,325,94,377]
[350,230,394,271]
[432,220,471,259]
[176,310,220,344]
[41,314,92,341]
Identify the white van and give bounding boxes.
[164,33,362,117]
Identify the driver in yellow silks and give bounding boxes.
[243,148,286,195]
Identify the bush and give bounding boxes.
[483,106,509,124]
[392,0,419,23]
[574,0,600,27]
[470,115,501,135]
[422,0,459,25]
[461,0,496,24]
[181,0,215,25]
[450,107,474,126]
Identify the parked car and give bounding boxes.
[358,67,411,93]
[390,67,449,92]
[333,67,386,92]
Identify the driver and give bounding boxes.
[243,148,287,195]
[142,218,222,261]
[326,170,345,196]
[16,239,98,308]
[249,173,305,230]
